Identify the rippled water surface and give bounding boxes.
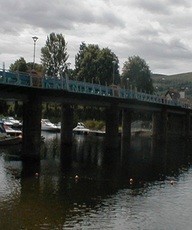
[1,133,192,229]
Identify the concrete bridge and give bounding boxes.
[0,69,191,160]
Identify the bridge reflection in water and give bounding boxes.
[0,134,192,229]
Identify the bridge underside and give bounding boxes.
[17,96,192,161]
[0,74,191,160]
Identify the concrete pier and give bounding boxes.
[22,95,42,160]
[121,109,132,147]
[60,104,74,146]
[152,109,168,141]
[105,106,119,149]
[120,109,132,163]
[167,113,185,138]
[185,112,191,139]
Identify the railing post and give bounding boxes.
[29,74,33,87]
[2,68,6,83]
[65,75,69,90]
[16,71,20,85]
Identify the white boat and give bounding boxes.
[0,121,22,145]
[41,119,60,132]
[4,125,22,137]
[72,122,105,136]
[73,122,90,135]
[89,129,105,136]
[2,117,22,128]
[56,122,61,129]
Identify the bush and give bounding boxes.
[84,120,105,130]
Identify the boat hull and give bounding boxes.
[0,136,22,146]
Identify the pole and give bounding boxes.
[112,60,116,85]
[32,36,38,69]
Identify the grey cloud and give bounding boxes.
[131,37,192,60]
[0,0,124,34]
[1,0,192,75]
[115,34,192,74]
[168,0,191,7]
[131,0,171,14]
[137,28,160,37]
[131,0,192,15]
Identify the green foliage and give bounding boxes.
[9,57,27,72]
[122,56,154,93]
[74,42,120,85]
[42,103,61,123]
[41,32,69,77]
[27,62,44,73]
[84,120,105,130]
[9,57,43,75]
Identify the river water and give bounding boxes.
[0,133,192,230]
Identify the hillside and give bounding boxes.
[151,72,192,97]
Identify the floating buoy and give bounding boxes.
[129,178,133,184]
[75,175,79,180]
[170,180,175,185]
[35,173,39,177]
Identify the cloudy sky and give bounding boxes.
[1,0,192,75]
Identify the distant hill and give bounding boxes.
[151,72,192,97]
[152,73,167,78]
[152,72,192,81]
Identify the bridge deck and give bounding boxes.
[0,69,190,110]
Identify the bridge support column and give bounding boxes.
[185,112,191,139]
[105,106,119,149]
[61,104,74,146]
[121,109,132,148]
[152,109,167,141]
[22,95,42,161]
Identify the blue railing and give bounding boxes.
[0,69,189,109]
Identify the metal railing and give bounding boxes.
[0,69,189,109]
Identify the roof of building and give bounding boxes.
[165,89,180,100]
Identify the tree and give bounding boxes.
[74,42,119,85]
[9,57,27,72]
[9,57,44,76]
[122,56,154,93]
[26,62,44,74]
[41,32,69,77]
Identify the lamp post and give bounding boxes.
[32,36,38,69]
[126,78,129,89]
[112,60,116,85]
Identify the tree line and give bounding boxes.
[1,32,155,124]
[10,32,154,93]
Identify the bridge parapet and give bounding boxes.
[0,69,190,110]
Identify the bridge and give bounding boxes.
[0,69,191,160]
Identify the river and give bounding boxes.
[0,132,192,229]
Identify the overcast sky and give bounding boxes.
[1,0,192,75]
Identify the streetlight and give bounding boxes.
[112,60,116,85]
[126,78,129,89]
[32,36,38,69]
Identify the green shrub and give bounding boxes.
[84,120,105,130]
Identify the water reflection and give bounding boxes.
[0,133,192,229]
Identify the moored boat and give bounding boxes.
[2,117,22,128]
[0,122,22,145]
[4,125,22,137]
[41,119,60,132]
[73,122,105,136]
[73,122,90,135]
